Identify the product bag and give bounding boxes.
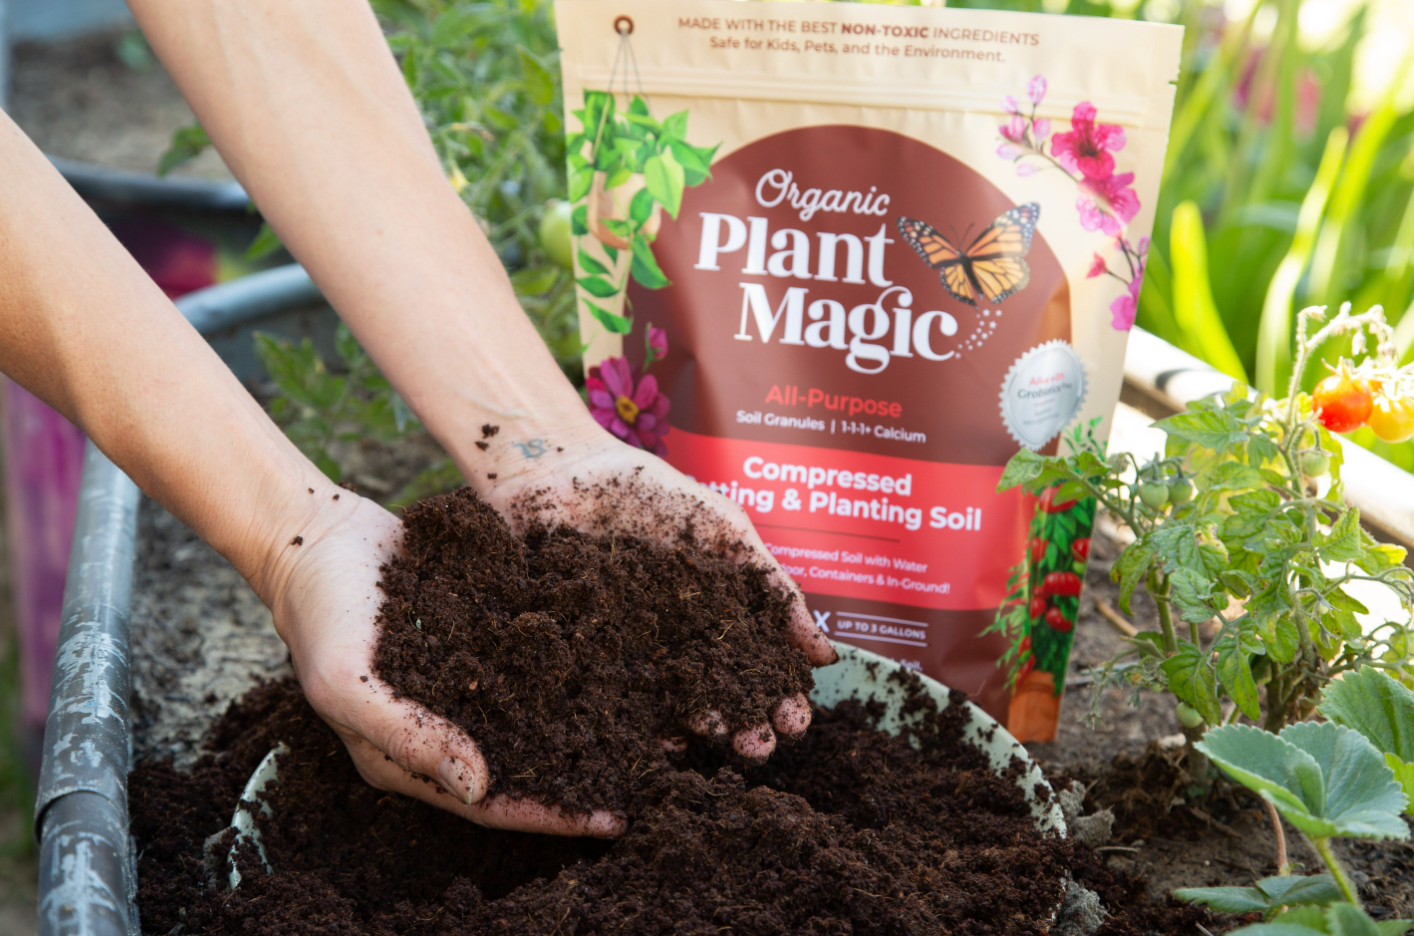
[556,0,1180,740]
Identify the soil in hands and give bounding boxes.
[372,485,813,816]
[132,674,1083,936]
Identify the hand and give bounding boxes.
[473,422,837,761]
[259,491,625,838]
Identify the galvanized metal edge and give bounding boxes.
[35,443,141,936]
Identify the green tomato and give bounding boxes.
[1073,560,1088,575]
[1175,702,1204,728]
[1168,478,1194,505]
[1138,481,1170,509]
[1300,450,1331,477]
[539,199,574,270]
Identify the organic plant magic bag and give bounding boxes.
[556,0,1180,740]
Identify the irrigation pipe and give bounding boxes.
[34,265,320,936]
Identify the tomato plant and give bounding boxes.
[1312,368,1373,433]
[996,303,1414,786]
[1369,392,1414,444]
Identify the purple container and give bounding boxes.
[2,382,86,762]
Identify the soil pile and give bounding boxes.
[372,486,813,815]
[132,675,1082,936]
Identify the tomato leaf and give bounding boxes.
[1161,641,1222,725]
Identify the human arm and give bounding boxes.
[124,0,833,733]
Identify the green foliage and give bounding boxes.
[1189,721,1409,924]
[997,306,1414,733]
[1229,904,1411,936]
[1197,722,1409,840]
[255,324,453,494]
[1175,874,1342,915]
[157,124,213,177]
[1320,666,1414,805]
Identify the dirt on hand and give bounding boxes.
[372,486,813,816]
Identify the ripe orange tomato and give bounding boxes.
[1312,372,1373,433]
[1369,394,1414,443]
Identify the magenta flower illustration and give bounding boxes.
[1050,103,1126,181]
[646,326,668,364]
[1077,171,1140,236]
[586,356,671,456]
[1087,253,1108,279]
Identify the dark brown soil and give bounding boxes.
[372,487,814,816]
[132,674,1092,936]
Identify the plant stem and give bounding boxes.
[1313,836,1361,907]
[1152,573,1178,654]
[1263,799,1289,875]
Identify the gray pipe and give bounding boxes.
[35,265,322,936]
[50,156,250,212]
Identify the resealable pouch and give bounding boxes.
[556,0,1181,740]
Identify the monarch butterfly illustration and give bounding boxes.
[896,203,1040,307]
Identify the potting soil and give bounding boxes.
[132,674,1077,935]
[372,485,815,816]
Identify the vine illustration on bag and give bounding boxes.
[995,76,1147,331]
[986,419,1099,699]
[566,91,719,340]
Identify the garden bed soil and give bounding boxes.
[133,673,1083,936]
[373,486,812,815]
[126,493,1414,932]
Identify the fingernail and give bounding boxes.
[437,756,476,805]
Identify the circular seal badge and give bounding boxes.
[999,340,1088,450]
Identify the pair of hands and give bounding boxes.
[261,428,835,838]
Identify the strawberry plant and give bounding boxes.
[1319,666,1414,806]
[1176,721,1410,936]
[995,303,1414,782]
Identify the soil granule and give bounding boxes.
[372,486,815,815]
[133,674,1089,935]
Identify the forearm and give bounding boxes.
[127,0,601,484]
[0,115,331,599]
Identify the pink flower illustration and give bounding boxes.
[1077,171,1140,236]
[586,356,670,456]
[999,115,1027,143]
[647,326,668,361]
[1110,273,1142,331]
[1050,102,1127,182]
[1003,95,1021,115]
[1032,118,1051,142]
[1028,75,1047,106]
[1087,254,1108,279]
